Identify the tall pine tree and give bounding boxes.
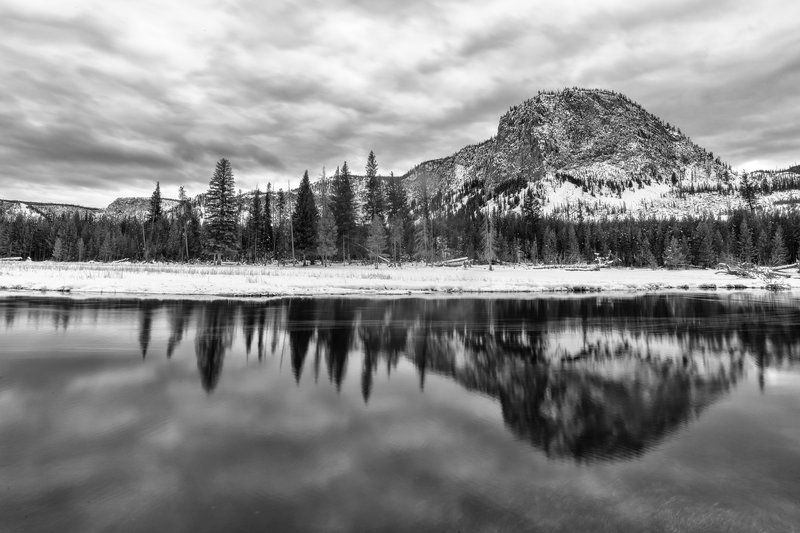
[366,215,386,268]
[331,163,356,261]
[149,182,162,222]
[261,183,273,258]
[205,158,238,262]
[770,226,788,266]
[738,219,755,263]
[363,150,383,223]
[316,169,337,266]
[291,170,319,264]
[246,188,263,261]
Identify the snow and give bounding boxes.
[1,262,798,299]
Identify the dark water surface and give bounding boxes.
[1,293,799,532]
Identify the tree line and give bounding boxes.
[1,155,799,267]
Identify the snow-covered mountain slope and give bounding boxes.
[399,88,800,220]
[0,199,102,220]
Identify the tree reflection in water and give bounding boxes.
[194,301,236,392]
[3,294,799,460]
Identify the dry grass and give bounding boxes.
[1,260,797,297]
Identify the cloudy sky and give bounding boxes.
[1,0,798,207]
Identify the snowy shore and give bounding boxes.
[1,261,799,298]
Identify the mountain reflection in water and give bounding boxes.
[3,294,798,463]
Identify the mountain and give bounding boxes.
[402,88,744,219]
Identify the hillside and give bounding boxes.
[0,199,101,220]
[402,88,799,219]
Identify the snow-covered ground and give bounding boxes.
[1,262,798,298]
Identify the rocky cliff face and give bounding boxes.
[404,88,736,219]
[104,197,181,220]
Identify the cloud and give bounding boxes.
[0,0,798,206]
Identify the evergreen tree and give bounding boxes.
[52,236,64,261]
[149,182,162,222]
[366,215,387,268]
[529,236,539,263]
[315,170,337,266]
[770,226,789,266]
[695,221,716,267]
[317,206,338,267]
[246,188,263,261]
[740,172,758,211]
[565,225,581,263]
[738,219,755,263]
[542,227,558,264]
[261,183,273,258]
[385,172,410,259]
[0,224,10,257]
[205,158,238,262]
[363,150,383,223]
[99,231,112,261]
[291,170,319,264]
[275,189,288,261]
[388,214,404,264]
[178,186,189,216]
[414,176,434,263]
[636,231,658,267]
[663,236,687,269]
[331,163,357,261]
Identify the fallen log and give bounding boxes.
[0,257,23,262]
[773,262,799,272]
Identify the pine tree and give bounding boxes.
[415,216,432,263]
[363,150,383,223]
[275,189,288,261]
[149,182,162,223]
[740,172,758,211]
[52,236,64,261]
[565,225,581,263]
[317,205,338,267]
[246,188,263,261]
[0,224,10,257]
[205,158,238,262]
[385,172,410,259]
[178,186,189,216]
[415,177,434,263]
[770,226,788,266]
[366,215,387,268]
[291,170,318,264]
[637,231,658,267]
[331,163,356,261]
[663,236,687,269]
[261,183,273,258]
[99,231,112,261]
[738,219,755,263]
[315,170,336,266]
[542,227,558,264]
[696,221,716,267]
[388,214,404,264]
[529,236,539,263]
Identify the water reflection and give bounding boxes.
[3,294,800,462]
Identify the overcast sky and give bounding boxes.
[1,0,799,207]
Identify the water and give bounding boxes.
[1,293,799,532]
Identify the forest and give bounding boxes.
[1,155,799,268]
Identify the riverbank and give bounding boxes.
[2,261,799,297]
